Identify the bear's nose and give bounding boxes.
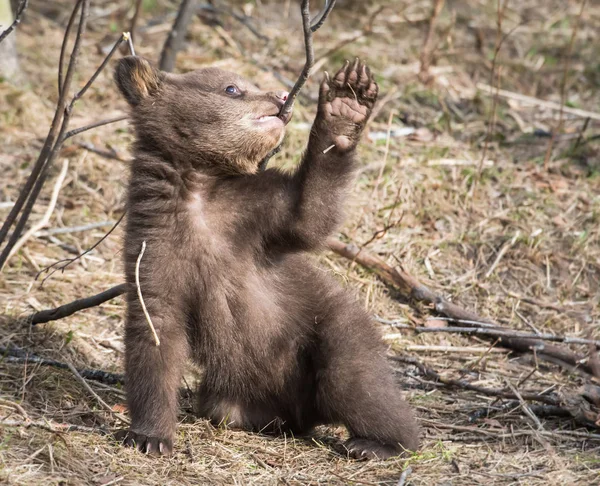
[276,91,289,101]
[273,91,289,108]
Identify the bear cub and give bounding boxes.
[114,56,419,459]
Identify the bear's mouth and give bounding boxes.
[255,114,280,123]
[254,105,292,126]
[253,109,286,130]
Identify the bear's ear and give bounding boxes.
[114,56,162,106]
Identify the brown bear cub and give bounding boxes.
[113,56,419,459]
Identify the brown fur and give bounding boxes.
[113,56,420,459]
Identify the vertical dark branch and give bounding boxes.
[0,0,28,44]
[543,0,587,170]
[0,25,129,271]
[0,0,89,256]
[58,0,83,97]
[278,0,337,127]
[258,0,335,171]
[309,0,336,32]
[129,0,144,46]
[159,0,197,72]
[418,0,445,84]
[278,0,314,123]
[471,0,509,202]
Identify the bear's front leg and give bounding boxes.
[114,289,189,456]
[279,59,379,250]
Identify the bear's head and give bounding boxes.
[115,57,290,175]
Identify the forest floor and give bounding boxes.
[1,0,600,484]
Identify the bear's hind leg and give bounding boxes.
[314,294,420,460]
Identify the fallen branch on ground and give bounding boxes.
[0,346,124,385]
[476,83,600,121]
[326,238,593,375]
[28,283,127,325]
[414,326,600,348]
[395,355,600,430]
[27,238,594,376]
[1,418,108,435]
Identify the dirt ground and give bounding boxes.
[1,0,600,484]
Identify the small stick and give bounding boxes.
[484,231,520,279]
[543,0,588,169]
[136,241,160,346]
[1,159,69,270]
[401,344,508,354]
[37,220,118,237]
[0,398,30,421]
[63,115,128,140]
[37,213,125,284]
[66,362,130,424]
[506,380,544,431]
[397,467,412,486]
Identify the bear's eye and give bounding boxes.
[225,85,240,95]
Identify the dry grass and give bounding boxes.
[1,0,600,484]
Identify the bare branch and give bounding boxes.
[543,0,588,169]
[0,0,89,255]
[64,115,128,141]
[208,2,269,42]
[128,0,144,47]
[58,0,83,97]
[278,0,337,122]
[0,27,129,270]
[316,5,384,63]
[1,159,70,270]
[395,355,600,430]
[310,0,337,32]
[29,283,127,325]
[0,0,29,44]
[418,0,445,84]
[37,212,125,284]
[159,0,197,72]
[66,362,130,424]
